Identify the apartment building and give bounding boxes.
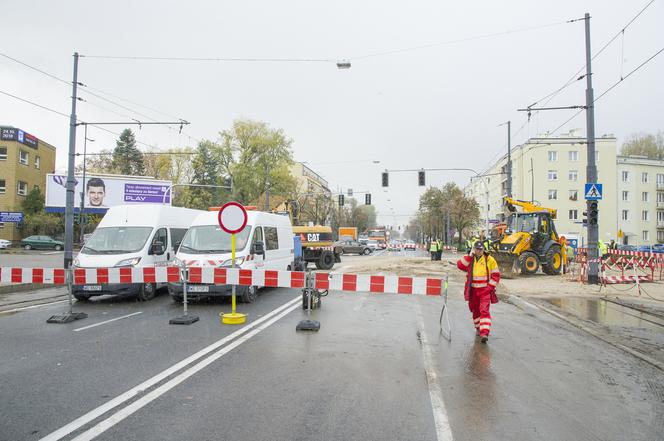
[0,126,57,242]
[465,130,618,244]
[616,155,664,245]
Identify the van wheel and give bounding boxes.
[171,294,183,303]
[318,252,335,270]
[137,283,156,301]
[240,286,258,303]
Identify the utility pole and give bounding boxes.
[584,12,599,284]
[64,52,79,270]
[507,121,512,198]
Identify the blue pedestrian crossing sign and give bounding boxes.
[584,183,603,200]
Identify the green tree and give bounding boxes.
[620,132,664,159]
[22,187,45,214]
[184,140,228,209]
[112,129,145,175]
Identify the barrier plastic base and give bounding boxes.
[296,319,320,332]
[169,315,200,325]
[47,312,88,324]
[221,312,246,325]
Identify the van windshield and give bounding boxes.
[81,227,153,254]
[179,225,252,254]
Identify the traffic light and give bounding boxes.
[588,201,598,225]
[382,172,389,187]
[418,170,425,186]
[365,193,371,205]
[338,194,345,206]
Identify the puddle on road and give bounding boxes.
[545,297,664,331]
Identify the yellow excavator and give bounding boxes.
[490,197,566,278]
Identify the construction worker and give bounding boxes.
[429,239,439,261]
[598,239,609,259]
[436,239,443,260]
[457,241,500,343]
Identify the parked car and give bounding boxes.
[0,239,11,249]
[366,240,380,251]
[21,235,64,251]
[337,240,372,255]
[617,244,637,252]
[636,245,664,253]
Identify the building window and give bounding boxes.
[569,210,578,220]
[548,170,558,181]
[17,181,27,196]
[19,150,28,165]
[658,231,664,243]
[568,151,578,162]
[622,171,629,182]
[0,147,6,160]
[548,190,557,200]
[658,192,664,203]
[658,211,664,222]
[643,230,650,242]
[0,222,4,228]
[568,170,578,181]
[0,179,5,194]
[643,192,650,202]
[642,172,649,183]
[642,210,650,222]
[35,156,40,169]
[622,191,629,201]
[622,210,629,221]
[657,173,664,185]
[548,151,557,162]
[569,190,578,201]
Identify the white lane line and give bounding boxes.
[0,299,69,314]
[416,301,454,441]
[42,251,62,255]
[73,312,143,332]
[39,295,300,441]
[71,300,301,441]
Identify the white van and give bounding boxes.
[169,209,294,303]
[73,205,203,301]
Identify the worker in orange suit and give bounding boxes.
[457,241,500,343]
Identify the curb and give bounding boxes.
[0,283,43,295]
[507,294,664,372]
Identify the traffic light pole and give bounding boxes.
[584,13,599,284]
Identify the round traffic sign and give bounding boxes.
[218,202,248,234]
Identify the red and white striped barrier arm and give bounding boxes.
[0,267,444,296]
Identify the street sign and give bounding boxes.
[217,202,248,234]
[0,212,24,223]
[584,183,603,200]
[618,229,623,238]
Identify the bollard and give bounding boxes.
[296,271,320,331]
[169,261,199,325]
[47,267,87,324]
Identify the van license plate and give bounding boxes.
[188,285,209,293]
[83,285,102,291]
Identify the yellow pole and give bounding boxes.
[231,233,236,314]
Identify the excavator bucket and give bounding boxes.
[493,252,520,279]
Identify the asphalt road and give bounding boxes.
[0,250,66,268]
[0,260,662,440]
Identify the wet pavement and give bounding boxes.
[0,278,663,440]
[544,297,664,330]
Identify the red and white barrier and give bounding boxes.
[0,266,445,296]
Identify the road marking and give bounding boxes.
[73,312,143,332]
[39,295,300,441]
[416,301,454,441]
[71,299,300,441]
[42,251,62,255]
[0,299,69,314]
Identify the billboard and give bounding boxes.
[0,126,39,149]
[45,174,172,214]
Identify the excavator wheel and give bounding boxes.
[542,245,563,275]
[519,251,540,275]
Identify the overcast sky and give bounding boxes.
[1,0,662,228]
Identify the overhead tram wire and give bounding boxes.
[80,55,335,63]
[0,51,200,143]
[0,89,70,118]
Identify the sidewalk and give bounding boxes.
[0,286,68,312]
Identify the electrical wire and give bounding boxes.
[81,55,334,63]
[352,20,569,60]
[0,89,70,118]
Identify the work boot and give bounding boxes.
[475,329,480,336]
[480,336,489,344]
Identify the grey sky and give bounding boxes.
[1,0,662,228]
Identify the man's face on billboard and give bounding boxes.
[87,186,105,206]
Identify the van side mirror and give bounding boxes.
[151,242,166,255]
[252,241,265,256]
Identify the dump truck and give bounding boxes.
[491,197,566,278]
[338,227,358,241]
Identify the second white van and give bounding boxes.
[169,209,294,303]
